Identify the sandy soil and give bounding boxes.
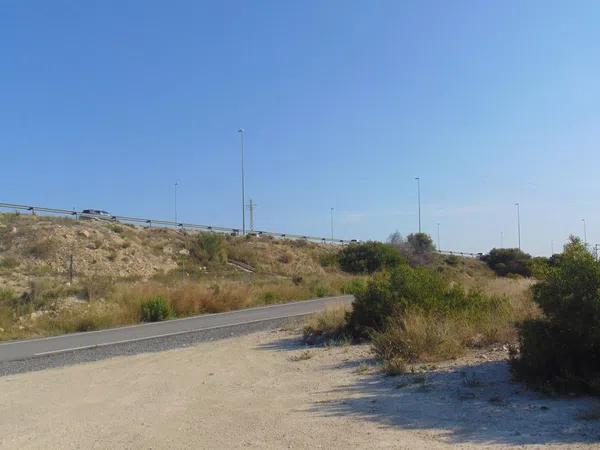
[0,330,599,449]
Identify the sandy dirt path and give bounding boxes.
[0,329,598,449]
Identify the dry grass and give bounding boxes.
[303,306,350,344]
[289,350,313,361]
[372,277,538,374]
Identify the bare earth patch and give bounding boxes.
[0,330,599,449]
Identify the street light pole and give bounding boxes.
[330,208,334,241]
[238,129,246,235]
[415,177,421,233]
[582,218,587,247]
[174,182,178,224]
[515,203,521,250]
[500,231,504,248]
[436,223,440,250]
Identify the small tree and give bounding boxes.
[481,248,532,277]
[406,233,436,254]
[337,241,403,274]
[511,236,600,394]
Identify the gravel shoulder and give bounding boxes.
[0,329,599,449]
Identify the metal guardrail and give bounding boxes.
[0,202,484,256]
[0,202,352,245]
[437,249,482,259]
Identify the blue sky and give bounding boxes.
[2,1,600,255]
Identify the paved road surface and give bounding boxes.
[0,295,352,364]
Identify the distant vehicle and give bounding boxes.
[80,209,116,222]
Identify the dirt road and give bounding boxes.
[0,329,598,449]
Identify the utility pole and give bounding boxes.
[415,177,421,233]
[174,182,178,224]
[594,244,599,261]
[551,240,554,255]
[436,223,440,250]
[330,208,334,241]
[515,203,521,250]
[500,232,504,248]
[238,129,246,235]
[247,199,256,232]
[582,218,587,247]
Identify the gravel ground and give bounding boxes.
[1,329,599,449]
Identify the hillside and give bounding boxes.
[0,213,508,341]
[0,213,350,340]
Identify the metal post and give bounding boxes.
[515,203,521,250]
[238,129,246,235]
[69,254,74,284]
[500,231,504,248]
[330,208,334,241]
[436,223,440,250]
[582,218,587,247]
[415,177,421,233]
[174,182,178,225]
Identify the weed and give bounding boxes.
[303,306,349,345]
[354,363,370,374]
[290,350,313,361]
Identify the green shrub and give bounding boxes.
[511,236,600,394]
[0,256,19,270]
[347,265,499,338]
[189,233,227,265]
[140,297,173,322]
[481,248,532,277]
[406,233,436,254]
[311,282,329,298]
[261,291,280,304]
[445,255,460,266]
[341,278,367,296]
[337,241,403,274]
[319,252,339,268]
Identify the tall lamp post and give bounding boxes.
[238,129,246,235]
[436,223,440,250]
[415,177,421,233]
[515,203,521,250]
[174,182,179,224]
[582,218,587,247]
[330,208,334,241]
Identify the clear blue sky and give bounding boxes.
[2,1,600,255]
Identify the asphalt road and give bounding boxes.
[0,295,353,364]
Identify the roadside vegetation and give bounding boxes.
[0,213,357,340]
[304,236,538,376]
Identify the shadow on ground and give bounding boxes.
[311,358,600,446]
[260,333,600,446]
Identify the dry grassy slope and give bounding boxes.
[0,214,338,295]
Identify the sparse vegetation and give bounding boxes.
[346,256,535,374]
[303,306,350,344]
[290,350,313,361]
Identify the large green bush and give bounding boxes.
[346,264,494,337]
[481,248,532,277]
[337,241,403,274]
[511,237,600,394]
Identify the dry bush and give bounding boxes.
[26,238,58,259]
[303,306,350,344]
